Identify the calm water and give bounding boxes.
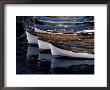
[16,36,94,74]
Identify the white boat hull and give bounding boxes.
[26,31,38,44]
[50,44,94,59]
[38,39,50,53]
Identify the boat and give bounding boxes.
[25,17,39,44]
[25,16,94,57]
[49,30,94,59]
[35,29,94,54]
[50,42,94,59]
[37,31,94,58]
[38,38,51,53]
[26,30,38,44]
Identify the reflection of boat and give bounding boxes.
[27,46,39,58]
[38,39,50,53]
[38,53,52,61]
[51,57,94,68]
[26,30,38,44]
[50,42,94,59]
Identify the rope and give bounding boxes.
[16,33,26,40]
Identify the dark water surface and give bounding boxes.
[16,36,94,74]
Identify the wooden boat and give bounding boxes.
[48,30,94,59]
[37,38,51,53]
[35,30,94,55]
[26,26,94,57]
[50,42,94,59]
[25,16,94,57]
[26,30,38,44]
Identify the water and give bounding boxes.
[16,36,94,74]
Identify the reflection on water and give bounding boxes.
[27,46,39,57]
[16,37,94,74]
[51,57,94,68]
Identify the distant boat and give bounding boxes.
[50,43,94,59]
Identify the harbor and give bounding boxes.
[16,16,94,74]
